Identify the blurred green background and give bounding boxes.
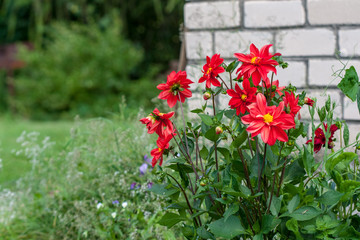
[0,0,184,119]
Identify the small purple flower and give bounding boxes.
[144,155,151,164]
[130,182,137,190]
[147,182,153,189]
[112,200,119,205]
[139,163,148,175]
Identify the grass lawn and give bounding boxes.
[0,117,74,188]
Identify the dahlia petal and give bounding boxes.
[261,125,270,144]
[167,95,178,108]
[250,43,260,56]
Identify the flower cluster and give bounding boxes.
[140,43,322,167]
[306,123,338,153]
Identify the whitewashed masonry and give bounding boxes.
[184,0,360,143]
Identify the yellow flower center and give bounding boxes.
[263,113,273,123]
[251,56,261,64]
[241,94,247,101]
[158,113,164,117]
[158,148,162,152]
[206,67,212,75]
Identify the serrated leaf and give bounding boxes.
[199,114,213,126]
[208,215,246,239]
[223,204,239,221]
[197,226,215,240]
[231,129,248,148]
[261,215,281,234]
[288,195,300,214]
[317,190,343,206]
[282,206,322,221]
[337,66,359,101]
[158,212,187,228]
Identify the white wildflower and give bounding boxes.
[122,201,128,208]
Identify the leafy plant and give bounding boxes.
[140,44,360,239]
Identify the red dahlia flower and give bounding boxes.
[140,108,174,137]
[199,54,225,88]
[157,71,193,108]
[241,93,296,146]
[283,91,301,117]
[150,133,174,167]
[234,44,280,86]
[306,123,338,153]
[227,79,257,115]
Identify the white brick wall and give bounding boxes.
[244,0,305,28]
[184,1,241,29]
[308,0,360,25]
[276,29,336,56]
[184,0,360,131]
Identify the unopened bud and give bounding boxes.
[215,126,223,135]
[328,141,335,149]
[203,92,211,100]
[271,85,277,91]
[304,97,314,107]
[200,181,207,187]
[287,140,294,146]
[356,143,360,150]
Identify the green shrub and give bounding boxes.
[12,22,157,119]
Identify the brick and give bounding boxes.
[276,61,306,88]
[276,29,336,56]
[344,97,360,121]
[186,64,204,92]
[308,59,360,86]
[214,30,273,58]
[244,0,305,28]
[184,1,240,29]
[300,89,342,120]
[308,0,360,25]
[185,31,213,60]
[339,29,360,57]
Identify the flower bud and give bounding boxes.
[356,143,360,150]
[328,141,335,149]
[200,181,207,187]
[287,140,294,146]
[215,126,223,135]
[304,97,314,106]
[203,92,211,100]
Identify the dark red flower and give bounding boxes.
[304,97,315,107]
[283,91,301,117]
[306,123,338,153]
[241,93,296,146]
[234,44,281,86]
[157,71,193,108]
[150,133,174,167]
[199,54,225,89]
[227,79,257,115]
[140,108,174,137]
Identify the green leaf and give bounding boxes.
[231,129,248,148]
[261,215,281,234]
[205,127,220,142]
[357,88,360,114]
[199,146,209,160]
[217,147,231,162]
[223,204,239,222]
[190,108,203,113]
[167,163,194,173]
[270,195,282,216]
[215,110,224,122]
[199,114,213,126]
[337,66,359,101]
[148,184,179,197]
[208,215,246,239]
[177,163,189,187]
[317,190,344,206]
[282,206,322,221]
[158,212,187,228]
[326,152,357,174]
[317,106,326,122]
[196,226,215,240]
[286,218,303,240]
[343,122,350,147]
[288,195,300,214]
[303,146,315,175]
